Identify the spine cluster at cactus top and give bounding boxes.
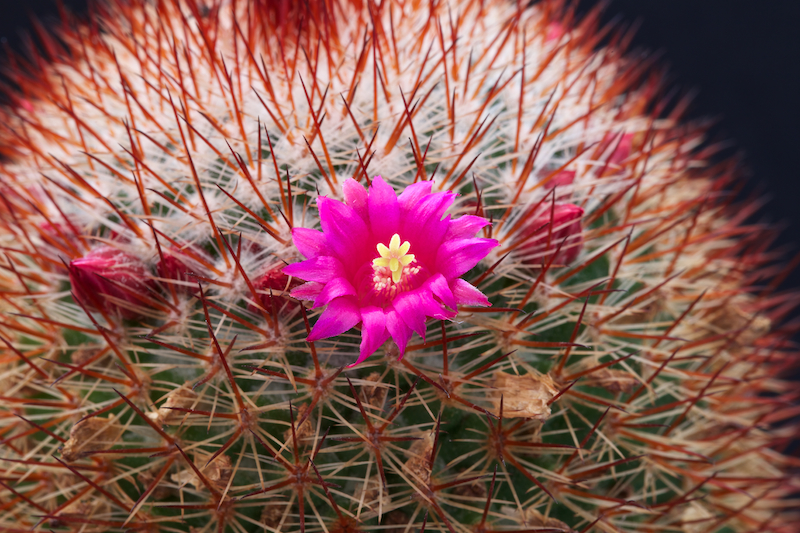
[0,0,797,532]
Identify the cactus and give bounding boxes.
[0,0,798,532]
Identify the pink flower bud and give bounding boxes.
[69,246,153,319]
[39,220,84,257]
[545,170,576,189]
[19,99,34,113]
[248,268,301,315]
[539,169,576,199]
[155,246,210,294]
[609,133,633,167]
[599,133,635,174]
[546,22,564,43]
[156,252,190,282]
[520,203,584,266]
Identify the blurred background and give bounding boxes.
[1,0,799,294]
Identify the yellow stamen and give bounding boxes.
[373,233,415,283]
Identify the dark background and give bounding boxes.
[2,1,800,296]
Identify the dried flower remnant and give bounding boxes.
[681,503,716,533]
[491,372,559,420]
[359,372,389,410]
[403,432,435,486]
[284,403,315,444]
[171,453,233,492]
[514,507,576,533]
[60,416,119,462]
[285,177,498,364]
[147,384,198,426]
[52,498,111,532]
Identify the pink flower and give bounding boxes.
[69,246,152,319]
[284,177,498,365]
[520,203,584,266]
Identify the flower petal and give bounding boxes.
[401,192,457,264]
[386,307,412,358]
[392,292,428,338]
[290,281,323,300]
[283,256,345,283]
[435,238,499,279]
[452,278,491,306]
[426,273,457,310]
[350,306,390,366]
[393,289,452,339]
[318,196,370,264]
[307,297,361,342]
[397,180,432,214]
[313,277,357,308]
[292,227,330,259]
[368,176,400,243]
[445,215,491,240]
[343,178,369,222]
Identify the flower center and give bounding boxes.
[372,234,415,284]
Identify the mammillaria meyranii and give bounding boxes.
[0,0,797,531]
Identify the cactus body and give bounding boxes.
[0,1,798,532]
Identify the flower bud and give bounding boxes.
[38,220,85,259]
[155,246,210,294]
[69,246,153,319]
[598,132,636,174]
[546,22,564,43]
[545,169,576,189]
[247,267,301,315]
[608,133,633,168]
[520,203,584,266]
[539,168,576,200]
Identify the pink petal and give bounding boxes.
[318,196,369,262]
[307,297,361,342]
[392,292,427,338]
[435,238,498,279]
[445,215,491,240]
[290,281,324,301]
[401,192,457,264]
[393,289,451,339]
[292,227,330,259]
[350,306,389,366]
[313,277,357,308]
[452,278,490,306]
[386,307,412,358]
[342,178,369,222]
[426,273,457,310]
[283,256,346,283]
[397,180,432,215]
[368,176,400,243]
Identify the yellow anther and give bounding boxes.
[373,233,415,283]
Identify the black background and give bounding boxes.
[2,1,799,302]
